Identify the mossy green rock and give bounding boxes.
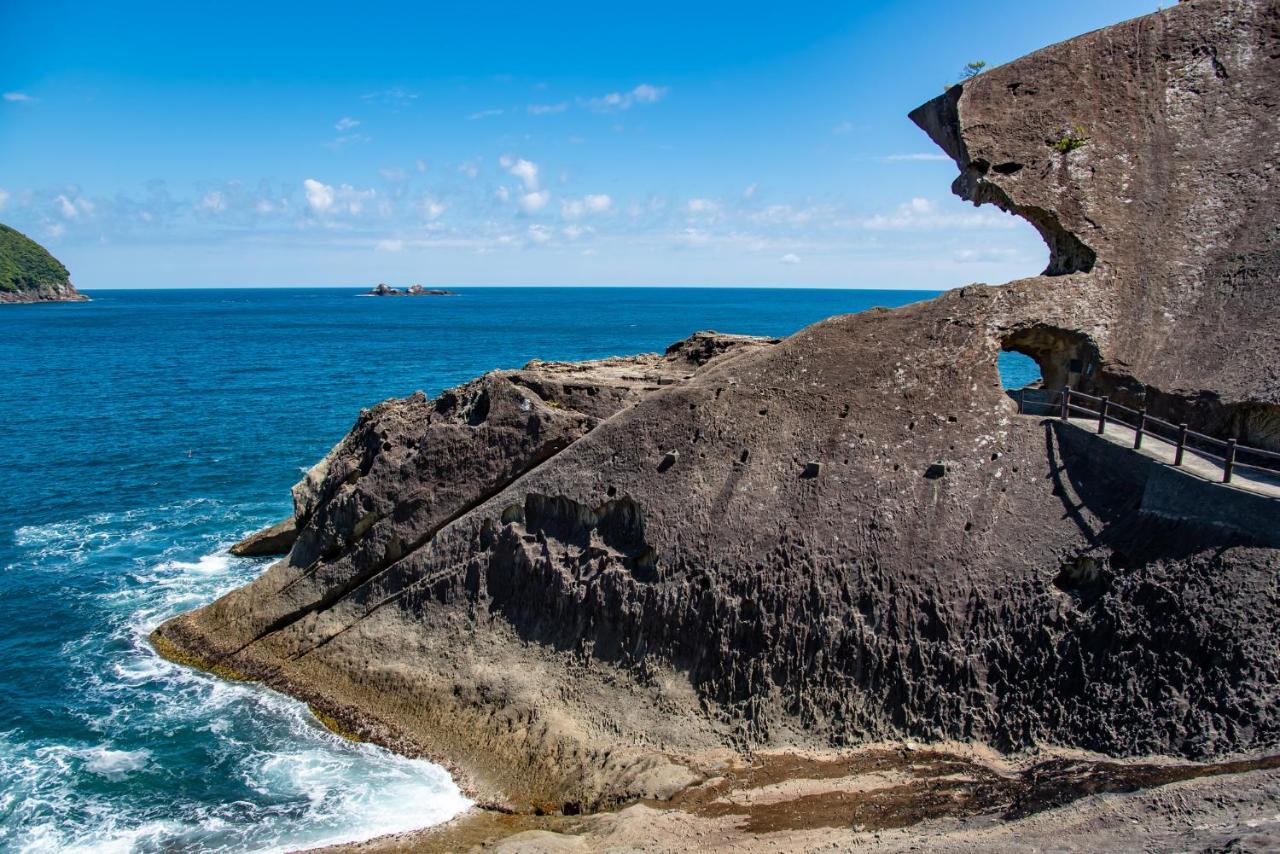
[0,224,88,303]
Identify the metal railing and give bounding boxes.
[1016,387,1280,486]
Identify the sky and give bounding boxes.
[0,0,1158,289]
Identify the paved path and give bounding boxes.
[1019,410,1280,500]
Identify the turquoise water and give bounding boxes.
[0,287,1037,851]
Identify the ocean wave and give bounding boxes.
[2,502,469,853]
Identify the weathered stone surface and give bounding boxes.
[155,0,1280,824]
[229,517,298,557]
[910,0,1280,446]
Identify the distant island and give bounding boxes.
[360,283,457,297]
[0,224,89,304]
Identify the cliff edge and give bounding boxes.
[0,224,89,304]
[155,0,1279,839]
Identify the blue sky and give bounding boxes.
[0,0,1156,289]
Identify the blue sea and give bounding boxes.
[0,287,1038,852]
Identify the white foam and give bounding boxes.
[3,502,471,853]
[80,746,152,781]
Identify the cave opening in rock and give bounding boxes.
[1001,326,1099,393]
[997,326,1104,418]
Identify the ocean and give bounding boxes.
[0,287,1038,852]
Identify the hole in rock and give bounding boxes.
[998,326,1101,415]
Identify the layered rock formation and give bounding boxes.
[0,224,89,303]
[156,0,1279,830]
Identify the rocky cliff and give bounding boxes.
[156,0,1279,827]
[0,224,88,303]
[911,0,1280,446]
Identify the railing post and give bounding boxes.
[1224,439,1237,484]
[1097,396,1109,435]
[1134,408,1146,450]
[1174,424,1188,466]
[1060,387,1070,421]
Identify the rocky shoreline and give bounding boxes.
[0,224,89,304]
[154,1,1280,849]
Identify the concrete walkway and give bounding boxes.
[1019,411,1280,501]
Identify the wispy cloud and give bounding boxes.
[198,191,226,213]
[780,253,801,265]
[884,153,951,162]
[859,197,1014,230]
[326,133,372,150]
[832,121,853,136]
[953,247,1022,263]
[3,92,35,103]
[527,102,568,115]
[334,116,361,131]
[467,108,504,120]
[580,83,668,112]
[560,194,612,219]
[361,87,418,108]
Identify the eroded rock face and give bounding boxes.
[911,0,1280,446]
[155,0,1280,814]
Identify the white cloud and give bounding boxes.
[885,153,951,162]
[361,87,418,107]
[468,108,504,120]
[742,183,758,200]
[581,83,668,112]
[528,102,568,115]
[45,223,65,238]
[199,191,226,213]
[416,159,428,173]
[496,185,511,202]
[302,179,376,215]
[562,224,586,240]
[255,199,276,214]
[304,179,335,213]
[631,84,664,103]
[379,167,407,182]
[458,158,481,179]
[748,203,835,226]
[420,197,446,220]
[561,194,612,219]
[335,116,360,131]
[832,121,853,136]
[953,247,1021,263]
[519,190,550,213]
[860,197,1015,230]
[327,133,372,149]
[53,194,93,219]
[686,198,719,216]
[500,156,540,190]
[527,224,553,244]
[780,253,801,265]
[3,92,33,103]
[375,239,404,252]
